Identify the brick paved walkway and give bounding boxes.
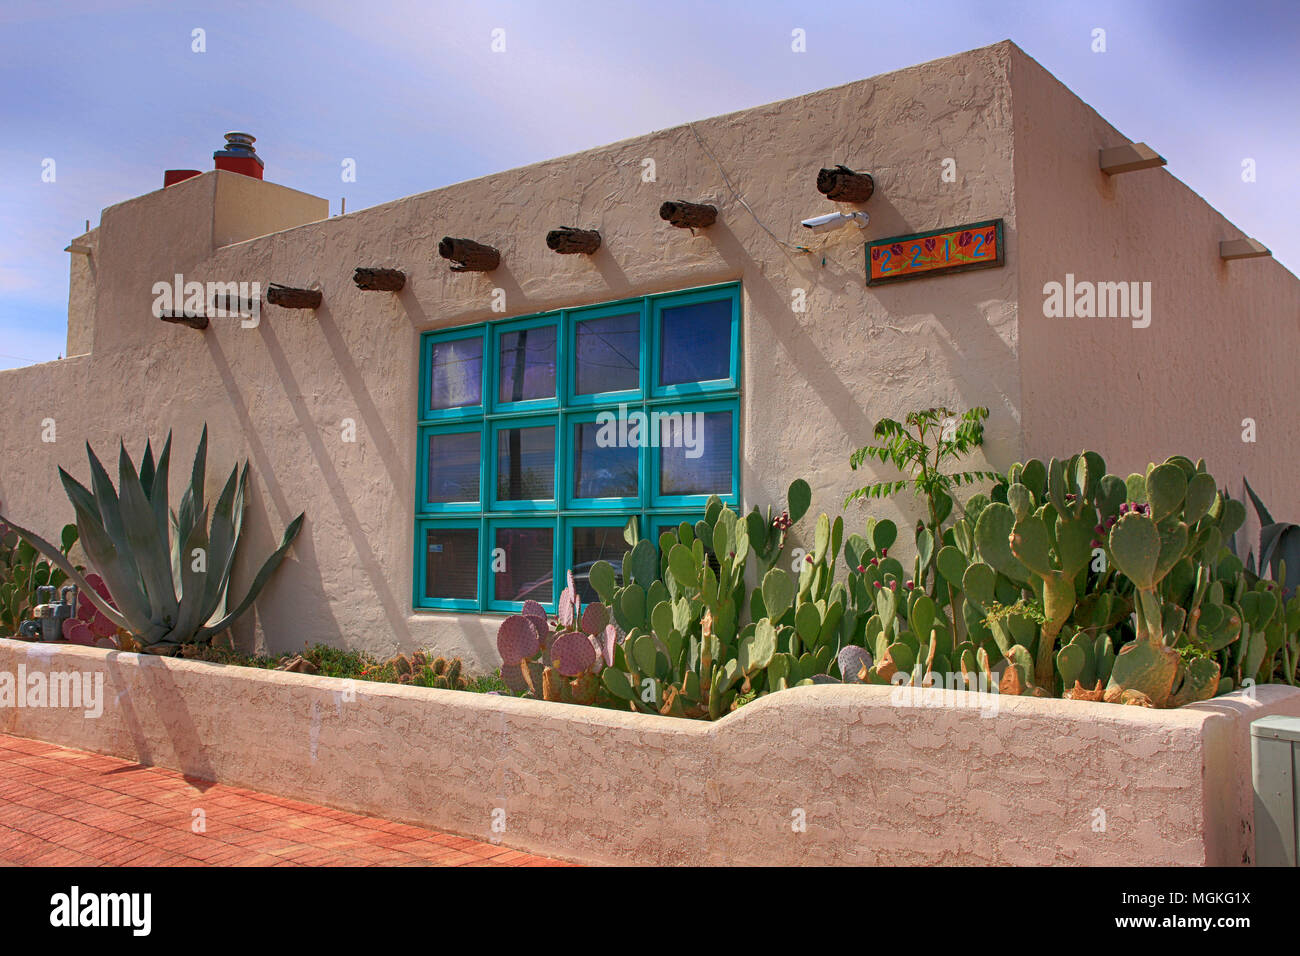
[0,734,568,866]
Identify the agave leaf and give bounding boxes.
[138,438,155,499]
[0,512,132,633]
[201,466,242,622]
[117,442,179,626]
[168,504,213,641]
[195,513,305,642]
[85,441,144,593]
[150,432,173,588]
[56,467,152,629]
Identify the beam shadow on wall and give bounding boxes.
[203,333,348,654]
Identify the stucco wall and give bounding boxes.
[1010,46,1300,518]
[2,639,1296,866]
[0,43,1020,666]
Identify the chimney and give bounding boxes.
[213,131,264,180]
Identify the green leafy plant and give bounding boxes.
[846,406,1004,644]
[0,427,304,655]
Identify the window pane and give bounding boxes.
[496,425,555,501]
[659,410,732,496]
[498,325,557,403]
[573,421,638,499]
[430,337,482,409]
[427,431,480,504]
[493,526,554,604]
[575,313,639,394]
[424,527,478,601]
[659,299,731,385]
[571,525,626,605]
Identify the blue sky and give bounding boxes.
[1,0,1296,370]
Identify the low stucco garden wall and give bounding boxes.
[2,637,1296,866]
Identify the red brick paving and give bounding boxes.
[0,733,569,867]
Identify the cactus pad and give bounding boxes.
[551,630,597,676]
[497,614,540,663]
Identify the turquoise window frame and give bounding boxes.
[489,313,562,414]
[650,284,741,398]
[565,298,647,407]
[415,282,741,613]
[488,414,559,512]
[417,422,485,514]
[485,515,560,613]
[649,398,741,509]
[413,517,483,611]
[562,407,647,512]
[419,325,487,422]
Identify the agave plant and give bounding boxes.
[0,426,304,654]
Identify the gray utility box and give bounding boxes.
[1251,716,1300,867]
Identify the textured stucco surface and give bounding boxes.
[0,43,1020,666]
[1009,46,1300,514]
[2,639,1297,866]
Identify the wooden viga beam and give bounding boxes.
[266,283,323,309]
[353,267,407,291]
[659,200,717,229]
[158,310,209,331]
[816,165,874,202]
[1099,142,1166,175]
[438,237,500,272]
[546,227,601,255]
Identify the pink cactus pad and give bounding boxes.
[497,614,540,662]
[551,630,597,676]
[521,599,547,620]
[557,588,577,628]
[88,610,117,638]
[62,619,97,645]
[581,602,609,636]
[597,624,619,667]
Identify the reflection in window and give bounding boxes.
[496,425,555,501]
[571,525,626,604]
[575,313,639,394]
[427,431,480,503]
[659,299,731,386]
[493,526,554,604]
[425,527,478,600]
[498,325,556,404]
[660,411,732,496]
[430,337,483,409]
[573,421,638,499]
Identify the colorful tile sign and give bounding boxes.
[866,219,1004,285]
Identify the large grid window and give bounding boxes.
[415,283,741,613]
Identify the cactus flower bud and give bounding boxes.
[1094,524,1105,535]
[870,557,879,567]
[873,581,882,589]
[888,580,897,591]
[805,554,813,563]
[1090,539,1100,548]
[856,564,866,573]
[880,548,888,558]
[905,580,915,590]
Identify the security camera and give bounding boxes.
[801,210,869,234]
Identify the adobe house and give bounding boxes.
[1,40,1295,668]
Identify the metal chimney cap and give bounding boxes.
[214,131,264,168]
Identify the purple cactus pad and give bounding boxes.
[497,614,540,662]
[551,631,597,676]
[521,600,547,620]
